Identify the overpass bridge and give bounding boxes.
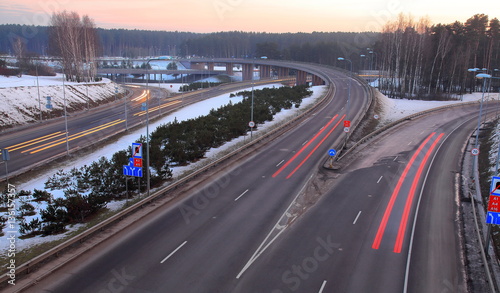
[96,58,327,86]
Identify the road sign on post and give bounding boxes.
[134,158,143,167]
[486,176,500,225]
[132,143,143,159]
[344,120,351,127]
[328,149,337,168]
[1,149,10,161]
[2,149,10,185]
[123,165,143,177]
[490,176,500,196]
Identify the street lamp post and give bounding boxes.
[250,58,255,140]
[360,54,369,71]
[144,59,153,197]
[468,69,489,148]
[35,62,42,121]
[338,57,352,148]
[62,71,70,156]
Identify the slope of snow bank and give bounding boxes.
[0,74,125,129]
[376,90,498,124]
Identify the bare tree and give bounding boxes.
[49,11,99,82]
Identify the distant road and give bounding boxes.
[24,65,373,292]
[0,78,288,181]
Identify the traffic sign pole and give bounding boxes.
[485,176,500,250]
[2,149,9,185]
[328,149,337,168]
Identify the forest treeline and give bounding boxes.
[375,14,499,99]
[0,24,377,67]
[1,13,498,97]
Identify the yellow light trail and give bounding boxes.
[132,90,149,102]
[22,119,125,154]
[134,100,182,117]
[6,132,66,152]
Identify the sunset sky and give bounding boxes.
[0,0,498,33]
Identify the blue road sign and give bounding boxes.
[486,211,500,225]
[329,149,337,157]
[132,143,143,159]
[1,149,9,161]
[123,165,143,177]
[141,102,147,111]
[491,176,500,196]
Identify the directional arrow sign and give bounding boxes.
[328,149,337,157]
[123,165,143,177]
[486,211,500,225]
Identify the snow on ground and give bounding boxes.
[376,89,499,125]
[0,82,293,251]
[3,77,498,252]
[0,74,126,128]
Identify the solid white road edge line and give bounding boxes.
[161,241,187,264]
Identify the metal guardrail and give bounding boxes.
[470,190,496,293]
[471,150,497,292]
[0,74,337,289]
[335,100,481,162]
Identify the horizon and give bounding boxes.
[0,0,498,34]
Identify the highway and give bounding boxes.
[22,65,372,292]
[15,65,479,292]
[0,78,289,181]
[234,104,481,292]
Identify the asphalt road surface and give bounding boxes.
[22,65,373,292]
[234,103,483,293]
[20,72,483,293]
